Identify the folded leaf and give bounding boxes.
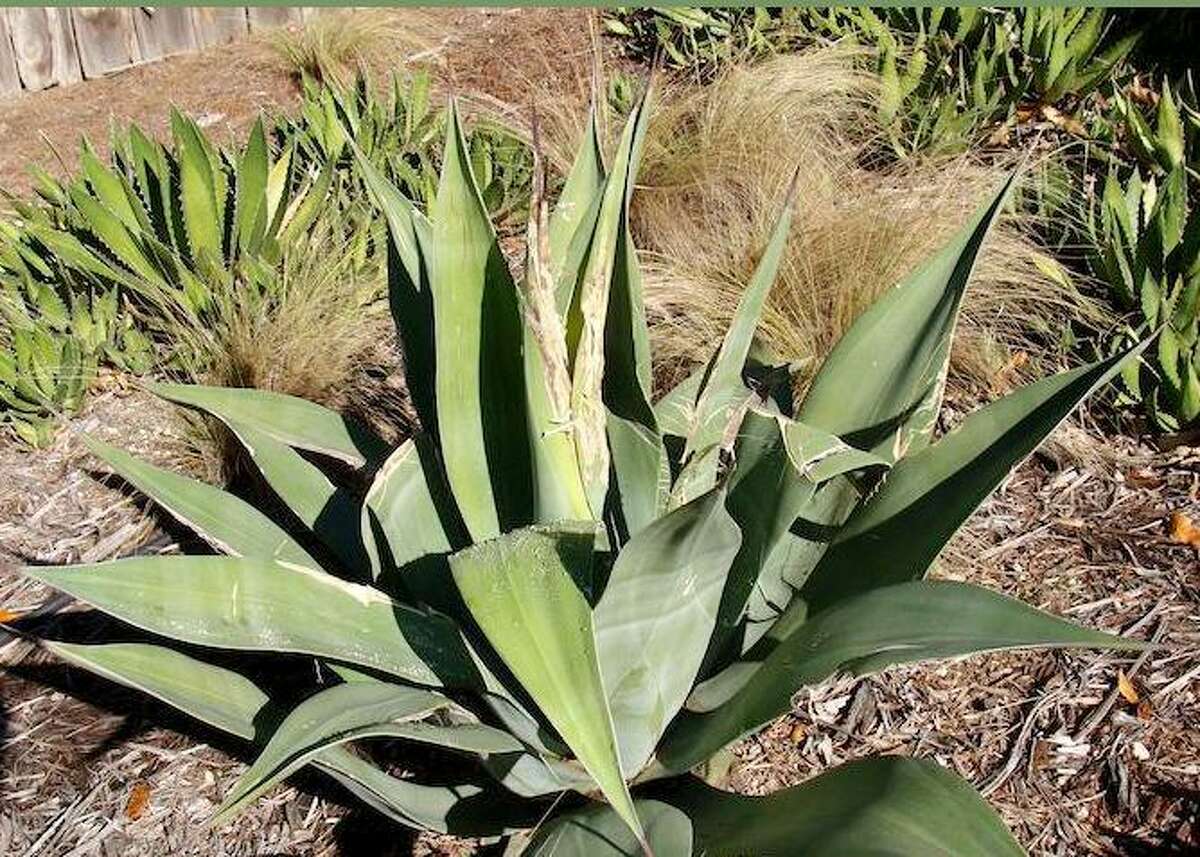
[594,489,741,776]
[660,580,1145,773]
[83,436,315,568]
[28,556,479,689]
[149,382,386,467]
[449,524,644,844]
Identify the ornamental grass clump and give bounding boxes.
[24,88,1146,856]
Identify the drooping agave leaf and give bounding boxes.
[148,382,387,467]
[46,641,527,837]
[519,799,692,857]
[318,746,537,836]
[658,580,1145,773]
[684,176,798,459]
[429,100,531,540]
[798,174,1015,459]
[214,682,522,824]
[593,488,741,776]
[449,524,644,844]
[83,436,315,568]
[219,421,368,575]
[45,640,268,741]
[662,756,1024,857]
[27,556,480,689]
[801,343,1145,613]
[361,436,462,581]
[482,750,597,799]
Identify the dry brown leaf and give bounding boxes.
[1169,511,1200,549]
[124,781,151,820]
[0,608,23,623]
[1125,467,1164,489]
[1117,670,1140,704]
[1137,699,1154,721]
[1040,105,1087,137]
[789,723,807,744]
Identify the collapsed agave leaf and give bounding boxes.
[25,86,1147,856]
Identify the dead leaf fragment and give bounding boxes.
[125,781,151,820]
[0,608,23,623]
[1169,511,1200,549]
[1117,670,1140,704]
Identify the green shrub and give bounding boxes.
[24,89,1146,854]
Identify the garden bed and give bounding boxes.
[0,8,1197,857]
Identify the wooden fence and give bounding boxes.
[0,7,311,96]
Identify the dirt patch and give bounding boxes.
[0,7,599,197]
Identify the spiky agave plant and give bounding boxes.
[25,90,1145,856]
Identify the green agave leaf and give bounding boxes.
[798,174,1015,459]
[654,366,705,440]
[594,488,741,776]
[214,682,521,825]
[69,184,169,290]
[703,412,816,672]
[570,90,663,531]
[361,436,460,582]
[548,106,605,309]
[235,117,269,254]
[801,343,1145,613]
[519,799,692,856]
[778,416,890,483]
[318,746,536,836]
[83,436,315,568]
[79,148,143,231]
[46,641,526,837]
[685,176,797,459]
[44,640,267,741]
[148,382,387,467]
[429,99,531,540]
[220,420,368,576]
[27,555,480,689]
[449,524,644,844]
[523,146,593,524]
[659,580,1145,773]
[171,109,224,267]
[663,756,1024,857]
[350,140,438,431]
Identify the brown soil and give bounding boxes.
[0,7,600,196]
[0,8,1197,857]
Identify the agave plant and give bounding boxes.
[6,110,333,368]
[25,90,1146,855]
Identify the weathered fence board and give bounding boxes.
[7,8,82,91]
[133,6,198,62]
[0,12,23,96]
[190,7,249,47]
[0,5,311,98]
[71,8,139,80]
[248,7,303,32]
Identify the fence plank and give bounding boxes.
[46,8,82,86]
[72,7,140,79]
[7,8,55,91]
[248,7,302,32]
[7,8,82,91]
[133,6,197,62]
[190,7,248,48]
[0,12,23,96]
